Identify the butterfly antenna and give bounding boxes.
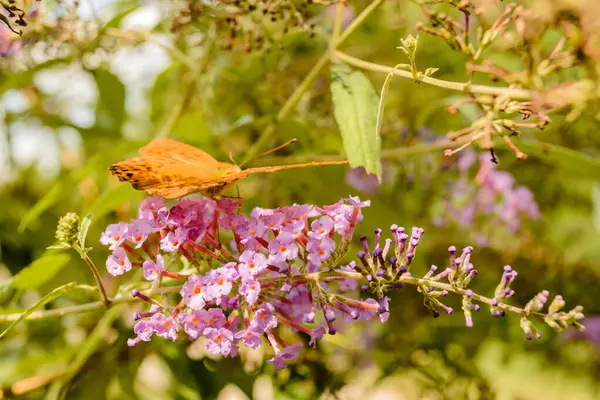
[228,151,237,165]
[239,138,298,168]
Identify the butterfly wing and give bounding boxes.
[110,154,242,199]
[140,138,221,166]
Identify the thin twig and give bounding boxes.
[334,51,534,99]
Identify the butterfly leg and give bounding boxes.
[218,194,243,200]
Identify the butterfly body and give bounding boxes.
[109,138,347,199]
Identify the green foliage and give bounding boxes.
[91,69,126,135]
[10,253,71,290]
[331,62,381,179]
[1,0,600,398]
[0,282,77,339]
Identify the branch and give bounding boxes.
[334,51,534,99]
[0,286,181,323]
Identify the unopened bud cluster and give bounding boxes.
[55,212,80,247]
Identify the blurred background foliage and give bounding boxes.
[1,0,600,398]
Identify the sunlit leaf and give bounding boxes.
[105,1,140,28]
[18,154,105,233]
[18,184,63,233]
[151,65,181,124]
[85,184,139,224]
[0,60,63,95]
[91,68,126,134]
[78,214,93,249]
[330,62,381,180]
[11,253,72,290]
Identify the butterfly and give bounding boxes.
[109,138,348,199]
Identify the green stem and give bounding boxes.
[73,244,111,308]
[333,0,387,47]
[242,0,387,163]
[0,286,181,323]
[330,2,344,56]
[335,50,534,99]
[331,269,548,319]
[242,52,330,163]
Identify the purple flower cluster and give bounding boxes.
[101,196,393,368]
[100,194,584,366]
[435,148,540,245]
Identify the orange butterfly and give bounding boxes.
[109,138,348,199]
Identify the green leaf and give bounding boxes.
[11,253,72,290]
[507,139,600,179]
[0,60,64,96]
[18,183,63,233]
[78,214,93,249]
[105,1,140,28]
[330,62,381,179]
[53,305,123,399]
[0,282,77,339]
[151,65,180,123]
[85,184,138,224]
[18,154,105,233]
[376,71,395,145]
[91,68,126,134]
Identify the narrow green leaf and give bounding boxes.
[376,71,395,144]
[330,62,381,179]
[375,64,410,145]
[151,65,180,123]
[18,154,105,233]
[0,60,63,96]
[507,138,600,179]
[105,1,140,28]
[78,214,93,249]
[85,184,138,224]
[54,305,123,399]
[0,282,77,339]
[11,253,72,290]
[91,68,126,134]
[18,183,63,233]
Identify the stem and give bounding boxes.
[73,244,111,308]
[334,51,534,99]
[332,0,387,47]
[242,52,330,164]
[330,2,344,57]
[330,269,549,319]
[242,0,387,163]
[0,286,181,323]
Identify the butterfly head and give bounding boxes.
[217,162,242,176]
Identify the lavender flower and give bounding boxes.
[102,195,583,369]
[102,196,374,368]
[436,148,540,244]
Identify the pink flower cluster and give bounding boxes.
[101,196,390,368]
[436,148,540,244]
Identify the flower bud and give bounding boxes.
[55,212,80,247]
